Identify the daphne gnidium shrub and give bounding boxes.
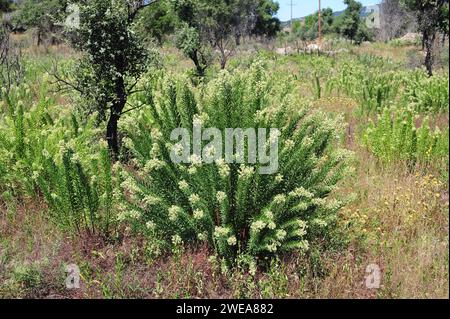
[118,61,353,263]
[363,107,449,164]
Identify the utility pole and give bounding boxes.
[290,0,294,29]
[288,0,297,30]
[318,0,322,46]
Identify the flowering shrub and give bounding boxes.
[0,83,115,235]
[362,107,449,164]
[327,59,449,115]
[402,71,449,114]
[119,61,353,262]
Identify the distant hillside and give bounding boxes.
[281,3,381,29]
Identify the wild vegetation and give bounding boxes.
[0,0,448,299]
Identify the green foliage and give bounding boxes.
[174,24,212,77]
[135,0,177,45]
[118,61,353,263]
[402,71,449,113]
[36,144,115,235]
[251,0,281,38]
[68,0,154,156]
[327,57,448,114]
[401,0,449,75]
[172,0,280,73]
[334,0,371,44]
[363,107,449,164]
[326,58,401,114]
[73,0,149,120]
[0,82,116,235]
[13,0,67,45]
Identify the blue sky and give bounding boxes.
[277,0,381,22]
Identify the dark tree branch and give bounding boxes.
[120,101,145,115]
[45,61,85,95]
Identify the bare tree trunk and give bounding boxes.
[106,78,126,159]
[423,30,436,76]
[106,113,120,158]
[37,29,42,46]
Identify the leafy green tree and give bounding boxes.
[174,24,212,77]
[14,0,68,45]
[135,0,177,45]
[402,0,449,75]
[251,0,281,39]
[292,7,334,42]
[171,0,214,75]
[59,0,155,158]
[172,0,280,73]
[335,0,371,44]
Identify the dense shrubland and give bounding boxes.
[0,0,448,297]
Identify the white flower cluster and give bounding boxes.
[215,159,230,178]
[171,234,182,246]
[311,198,327,207]
[188,193,200,205]
[324,198,342,211]
[273,194,286,205]
[266,242,278,253]
[214,226,230,238]
[294,202,309,211]
[144,158,165,172]
[178,180,189,191]
[250,220,266,233]
[142,195,161,208]
[227,236,237,246]
[264,211,274,219]
[150,142,160,157]
[42,149,51,159]
[216,191,227,203]
[168,205,182,221]
[146,221,156,230]
[276,229,287,241]
[275,174,283,183]
[188,166,197,175]
[293,219,308,237]
[189,154,202,166]
[117,210,142,222]
[312,218,328,228]
[289,187,314,199]
[151,128,163,141]
[197,232,208,241]
[301,136,313,148]
[284,139,295,151]
[121,177,140,196]
[238,165,254,179]
[122,137,135,150]
[193,209,204,220]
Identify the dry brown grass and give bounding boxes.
[354,43,419,63]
